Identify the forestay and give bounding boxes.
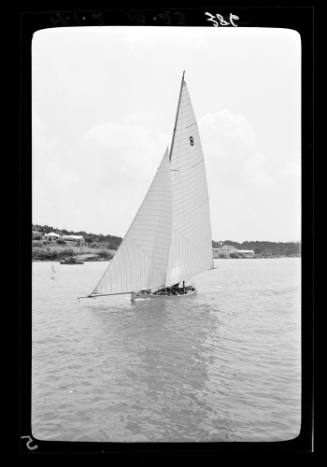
[91,148,172,295]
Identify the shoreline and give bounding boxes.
[32,255,301,263]
[32,237,301,262]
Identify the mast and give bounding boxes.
[169,71,185,162]
[165,72,214,286]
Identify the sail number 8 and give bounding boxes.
[189,136,194,146]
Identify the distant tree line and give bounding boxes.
[212,240,301,256]
[32,224,122,250]
[32,225,300,256]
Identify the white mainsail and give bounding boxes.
[89,73,213,297]
[92,147,172,295]
[165,76,214,286]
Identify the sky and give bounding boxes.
[32,26,301,242]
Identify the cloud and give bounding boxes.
[73,120,170,235]
[243,153,275,186]
[199,110,274,187]
[33,103,83,227]
[83,120,169,183]
[280,160,301,182]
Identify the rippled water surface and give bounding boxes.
[32,258,301,442]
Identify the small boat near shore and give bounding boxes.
[60,256,84,265]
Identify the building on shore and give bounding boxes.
[43,232,61,242]
[213,245,255,258]
[61,235,85,246]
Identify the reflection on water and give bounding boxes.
[32,259,301,442]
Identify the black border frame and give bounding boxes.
[19,5,314,455]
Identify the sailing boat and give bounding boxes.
[80,72,214,301]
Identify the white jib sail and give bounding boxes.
[91,147,172,295]
[165,78,214,286]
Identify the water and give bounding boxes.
[32,258,301,442]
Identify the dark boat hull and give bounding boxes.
[131,289,197,300]
[60,260,84,265]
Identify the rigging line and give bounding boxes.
[89,148,169,296]
[78,291,133,299]
[169,71,185,162]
